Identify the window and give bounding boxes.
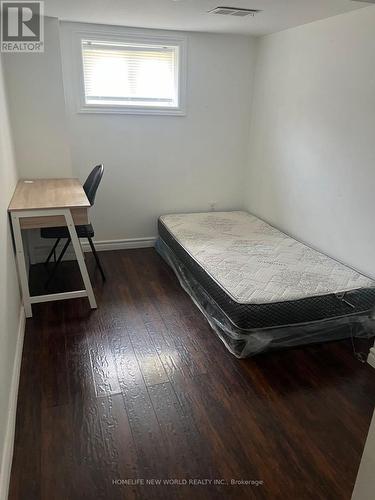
[77,34,186,115]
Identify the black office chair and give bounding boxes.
[41,164,106,283]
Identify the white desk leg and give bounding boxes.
[63,209,97,310]
[11,213,32,318]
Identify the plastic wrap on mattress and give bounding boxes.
[155,238,375,358]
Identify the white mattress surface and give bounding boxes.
[160,211,375,305]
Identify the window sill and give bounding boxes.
[78,104,186,116]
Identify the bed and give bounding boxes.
[156,211,375,357]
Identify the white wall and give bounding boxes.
[0,54,22,499]
[352,410,375,500]
[60,22,256,240]
[245,6,375,277]
[3,19,256,242]
[3,17,72,178]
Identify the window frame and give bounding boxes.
[72,29,187,116]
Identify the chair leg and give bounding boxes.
[44,238,61,266]
[87,236,106,281]
[45,238,71,288]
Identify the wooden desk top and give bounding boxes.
[8,178,90,212]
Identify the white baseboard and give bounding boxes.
[31,236,157,264]
[367,347,375,370]
[82,236,157,252]
[0,307,25,500]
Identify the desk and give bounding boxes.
[8,178,97,318]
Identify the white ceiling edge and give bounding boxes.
[43,0,371,37]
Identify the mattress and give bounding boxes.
[158,211,375,331]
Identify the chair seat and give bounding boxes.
[41,223,94,239]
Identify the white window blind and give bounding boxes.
[81,40,179,109]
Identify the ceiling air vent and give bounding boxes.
[208,7,261,17]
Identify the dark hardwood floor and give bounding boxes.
[9,248,375,500]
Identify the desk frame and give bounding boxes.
[11,207,97,318]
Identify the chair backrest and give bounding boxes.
[83,164,104,206]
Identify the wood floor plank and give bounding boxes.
[8,324,42,500]
[148,381,231,500]
[87,327,122,397]
[40,403,75,500]
[122,259,210,379]
[119,284,169,387]
[109,326,169,488]
[65,330,97,401]
[95,394,139,500]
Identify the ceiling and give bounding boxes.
[44,0,370,36]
